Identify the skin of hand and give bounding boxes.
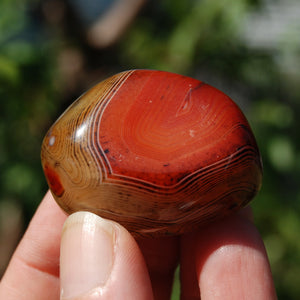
[0,191,277,300]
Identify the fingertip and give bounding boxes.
[60,212,116,299]
[60,212,153,300]
[180,213,277,300]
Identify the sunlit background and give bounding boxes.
[1,0,300,298]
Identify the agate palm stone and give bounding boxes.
[41,70,262,237]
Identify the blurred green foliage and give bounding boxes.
[1,0,300,298]
[0,0,59,219]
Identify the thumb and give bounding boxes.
[60,212,153,300]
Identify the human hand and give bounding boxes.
[0,191,277,299]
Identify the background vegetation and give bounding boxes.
[1,0,300,298]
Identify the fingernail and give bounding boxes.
[60,212,115,299]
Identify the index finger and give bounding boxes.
[0,191,67,300]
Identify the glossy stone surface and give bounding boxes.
[41,70,262,237]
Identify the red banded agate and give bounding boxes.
[41,70,262,237]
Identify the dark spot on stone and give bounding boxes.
[228,203,239,210]
[104,149,109,154]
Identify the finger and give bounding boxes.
[0,191,67,300]
[60,212,153,300]
[179,208,254,299]
[137,236,180,300]
[180,209,277,300]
